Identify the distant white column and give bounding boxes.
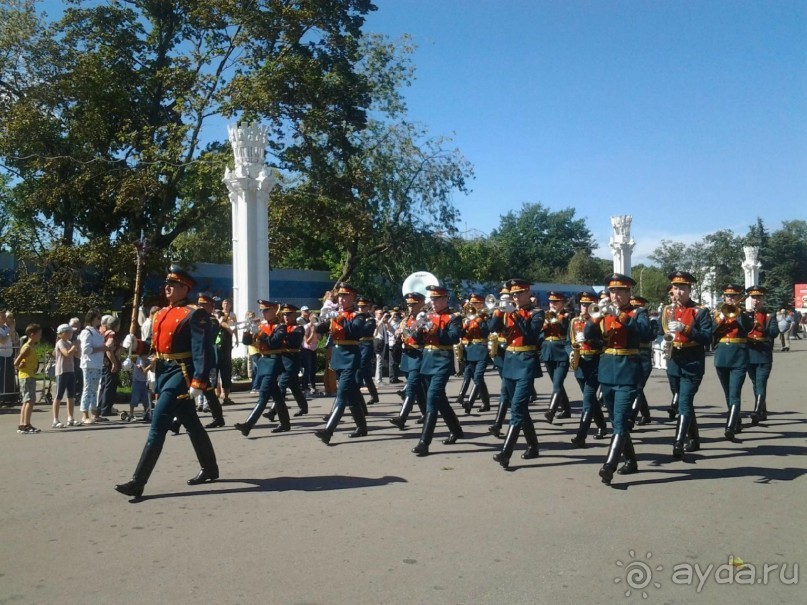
[742,246,761,288]
[223,122,278,355]
[609,215,635,277]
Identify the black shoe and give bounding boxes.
[170,420,181,435]
[637,415,651,426]
[595,427,607,440]
[488,425,502,438]
[293,410,307,417]
[348,427,368,438]
[599,464,615,485]
[368,399,379,405]
[685,438,700,452]
[521,446,539,459]
[617,460,638,475]
[544,410,555,424]
[396,390,405,400]
[187,468,219,485]
[442,433,460,445]
[271,424,290,433]
[412,441,429,456]
[415,415,425,424]
[314,429,332,444]
[264,410,276,422]
[478,403,491,412]
[672,442,684,460]
[389,417,407,430]
[570,436,587,448]
[557,408,571,419]
[667,408,677,420]
[492,452,511,469]
[462,401,473,415]
[115,480,144,498]
[724,428,737,441]
[234,422,251,437]
[205,418,225,429]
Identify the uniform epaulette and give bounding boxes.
[186,304,200,311]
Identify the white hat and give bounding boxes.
[57,324,73,335]
[300,306,310,311]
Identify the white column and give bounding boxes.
[742,246,761,288]
[223,122,278,356]
[609,215,635,277]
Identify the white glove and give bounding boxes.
[568,351,576,365]
[189,386,204,399]
[575,333,586,344]
[122,333,135,349]
[667,320,684,333]
[121,358,133,372]
[717,312,725,322]
[589,311,601,320]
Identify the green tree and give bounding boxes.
[488,203,595,282]
[0,0,382,314]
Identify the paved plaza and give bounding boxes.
[1,343,805,604]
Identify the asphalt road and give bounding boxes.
[1,342,804,605]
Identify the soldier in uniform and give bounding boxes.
[745,285,778,424]
[411,285,465,456]
[486,279,543,469]
[276,304,307,424]
[314,283,367,444]
[488,284,511,437]
[356,296,380,408]
[663,271,713,460]
[542,291,572,423]
[115,266,218,498]
[457,293,492,414]
[627,295,655,428]
[234,300,288,436]
[569,292,608,447]
[663,284,680,420]
[713,284,753,440]
[389,292,428,429]
[196,293,225,428]
[588,274,650,485]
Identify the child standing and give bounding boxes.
[128,355,151,421]
[14,324,43,434]
[53,324,80,427]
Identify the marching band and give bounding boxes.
[114,266,783,498]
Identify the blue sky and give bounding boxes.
[37,1,806,264]
[363,0,807,262]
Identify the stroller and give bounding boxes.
[37,352,55,406]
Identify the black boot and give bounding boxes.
[593,406,608,439]
[366,378,380,405]
[599,433,626,485]
[205,391,225,426]
[291,383,308,415]
[557,388,572,419]
[749,394,763,425]
[493,424,521,469]
[667,393,679,420]
[489,398,508,438]
[187,430,219,485]
[637,391,651,425]
[685,415,700,452]
[455,376,471,408]
[544,392,561,424]
[571,410,592,448]
[759,395,768,421]
[463,384,478,415]
[672,414,692,460]
[356,390,369,416]
[477,382,491,412]
[521,417,540,459]
[348,405,368,438]
[617,434,638,475]
[441,404,464,445]
[271,398,291,433]
[725,405,740,441]
[115,442,163,498]
[390,396,414,430]
[628,393,641,430]
[315,405,345,445]
[170,417,181,435]
[412,412,437,456]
